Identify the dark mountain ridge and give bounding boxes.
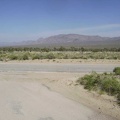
[28,34,120,48]
[0,34,120,48]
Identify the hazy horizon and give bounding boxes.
[0,0,120,42]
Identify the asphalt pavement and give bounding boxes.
[0,63,119,73]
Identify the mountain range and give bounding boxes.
[0,34,120,48]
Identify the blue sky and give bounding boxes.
[0,0,120,42]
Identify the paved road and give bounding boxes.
[0,63,120,73]
[0,63,118,120]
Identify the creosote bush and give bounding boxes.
[0,51,120,60]
[0,47,120,60]
[9,54,18,60]
[32,54,40,60]
[113,67,120,75]
[117,93,120,105]
[46,53,55,59]
[77,71,120,105]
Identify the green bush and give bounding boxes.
[113,67,120,75]
[0,58,3,61]
[46,53,55,59]
[77,72,120,105]
[18,53,29,60]
[78,72,120,95]
[0,50,120,60]
[101,77,120,95]
[9,54,18,60]
[22,54,29,60]
[117,93,120,105]
[32,54,40,60]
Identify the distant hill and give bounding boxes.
[1,34,120,48]
[0,42,16,47]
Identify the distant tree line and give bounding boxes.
[0,46,120,52]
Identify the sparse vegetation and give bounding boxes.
[77,70,120,105]
[117,93,120,105]
[0,47,120,61]
[0,47,120,52]
[113,67,120,75]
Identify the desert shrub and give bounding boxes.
[0,58,3,61]
[101,77,120,95]
[77,72,120,95]
[71,56,79,59]
[117,93,120,105]
[56,53,64,59]
[23,54,29,60]
[113,67,120,75]
[113,56,117,59]
[0,50,120,60]
[39,54,45,59]
[18,53,29,60]
[63,55,69,59]
[46,53,55,59]
[32,54,40,60]
[77,71,120,105]
[9,54,18,60]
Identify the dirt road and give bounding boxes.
[0,62,119,120]
[0,63,119,72]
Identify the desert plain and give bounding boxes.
[0,59,120,120]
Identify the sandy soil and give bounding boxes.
[1,59,120,64]
[0,71,119,120]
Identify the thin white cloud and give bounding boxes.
[35,24,120,37]
[0,24,120,42]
